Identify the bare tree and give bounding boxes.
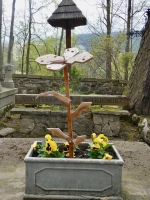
[26,0,32,75]
[25,0,56,75]
[0,0,3,80]
[86,0,125,79]
[124,0,131,81]
[58,28,64,56]
[106,0,112,79]
[7,0,16,64]
[85,0,150,80]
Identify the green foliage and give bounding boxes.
[59,86,66,93]
[14,32,79,75]
[33,139,65,158]
[14,29,136,80]
[88,149,106,159]
[89,32,136,79]
[69,66,83,91]
[121,52,135,77]
[88,133,113,159]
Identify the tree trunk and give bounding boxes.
[7,0,16,64]
[26,0,32,75]
[58,28,64,56]
[106,0,111,79]
[124,0,131,80]
[127,15,150,115]
[0,0,3,80]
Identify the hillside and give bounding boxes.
[76,32,141,53]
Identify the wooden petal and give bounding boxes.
[47,63,67,71]
[74,135,86,146]
[47,128,72,142]
[66,51,93,64]
[36,91,71,105]
[35,54,64,65]
[66,102,92,121]
[64,47,79,61]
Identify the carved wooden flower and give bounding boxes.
[35,47,93,71]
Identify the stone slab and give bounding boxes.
[15,94,128,106]
[0,87,18,109]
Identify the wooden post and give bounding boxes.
[64,28,74,158]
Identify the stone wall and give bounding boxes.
[12,74,127,95]
[10,108,129,138]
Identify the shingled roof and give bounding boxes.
[47,0,87,29]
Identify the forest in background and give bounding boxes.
[0,0,150,81]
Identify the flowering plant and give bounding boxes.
[31,133,113,159]
[32,134,65,158]
[88,133,113,159]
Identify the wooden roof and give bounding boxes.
[47,0,87,29]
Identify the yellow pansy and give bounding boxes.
[98,134,108,142]
[90,144,100,150]
[91,133,96,141]
[103,153,113,160]
[45,134,52,141]
[101,141,106,147]
[31,143,37,150]
[63,142,69,152]
[93,137,103,144]
[45,140,57,154]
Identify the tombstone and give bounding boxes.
[2,64,14,88]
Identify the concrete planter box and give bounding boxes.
[23,142,124,200]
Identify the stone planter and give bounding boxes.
[23,142,124,200]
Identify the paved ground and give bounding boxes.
[0,138,150,200]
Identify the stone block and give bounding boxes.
[109,121,120,136]
[93,114,102,124]
[30,123,47,137]
[34,115,49,124]
[94,124,102,133]
[102,124,113,137]
[56,122,66,130]
[72,116,94,137]
[103,116,109,124]
[19,118,35,134]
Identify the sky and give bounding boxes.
[3,0,150,35]
[3,0,99,34]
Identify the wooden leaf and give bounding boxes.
[35,54,64,65]
[64,47,79,61]
[47,128,72,142]
[66,51,93,64]
[66,102,92,121]
[47,63,67,71]
[36,91,71,105]
[74,135,86,146]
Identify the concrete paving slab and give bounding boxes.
[0,138,149,200]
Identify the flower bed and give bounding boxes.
[31,133,115,160]
[23,134,124,200]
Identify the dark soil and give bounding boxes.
[32,144,117,159]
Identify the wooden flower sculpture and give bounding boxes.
[35,47,93,158]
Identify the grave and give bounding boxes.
[0,87,18,118]
[0,64,18,118]
[10,94,130,137]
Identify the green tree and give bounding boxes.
[89,32,134,79]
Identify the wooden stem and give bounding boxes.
[64,28,74,158]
